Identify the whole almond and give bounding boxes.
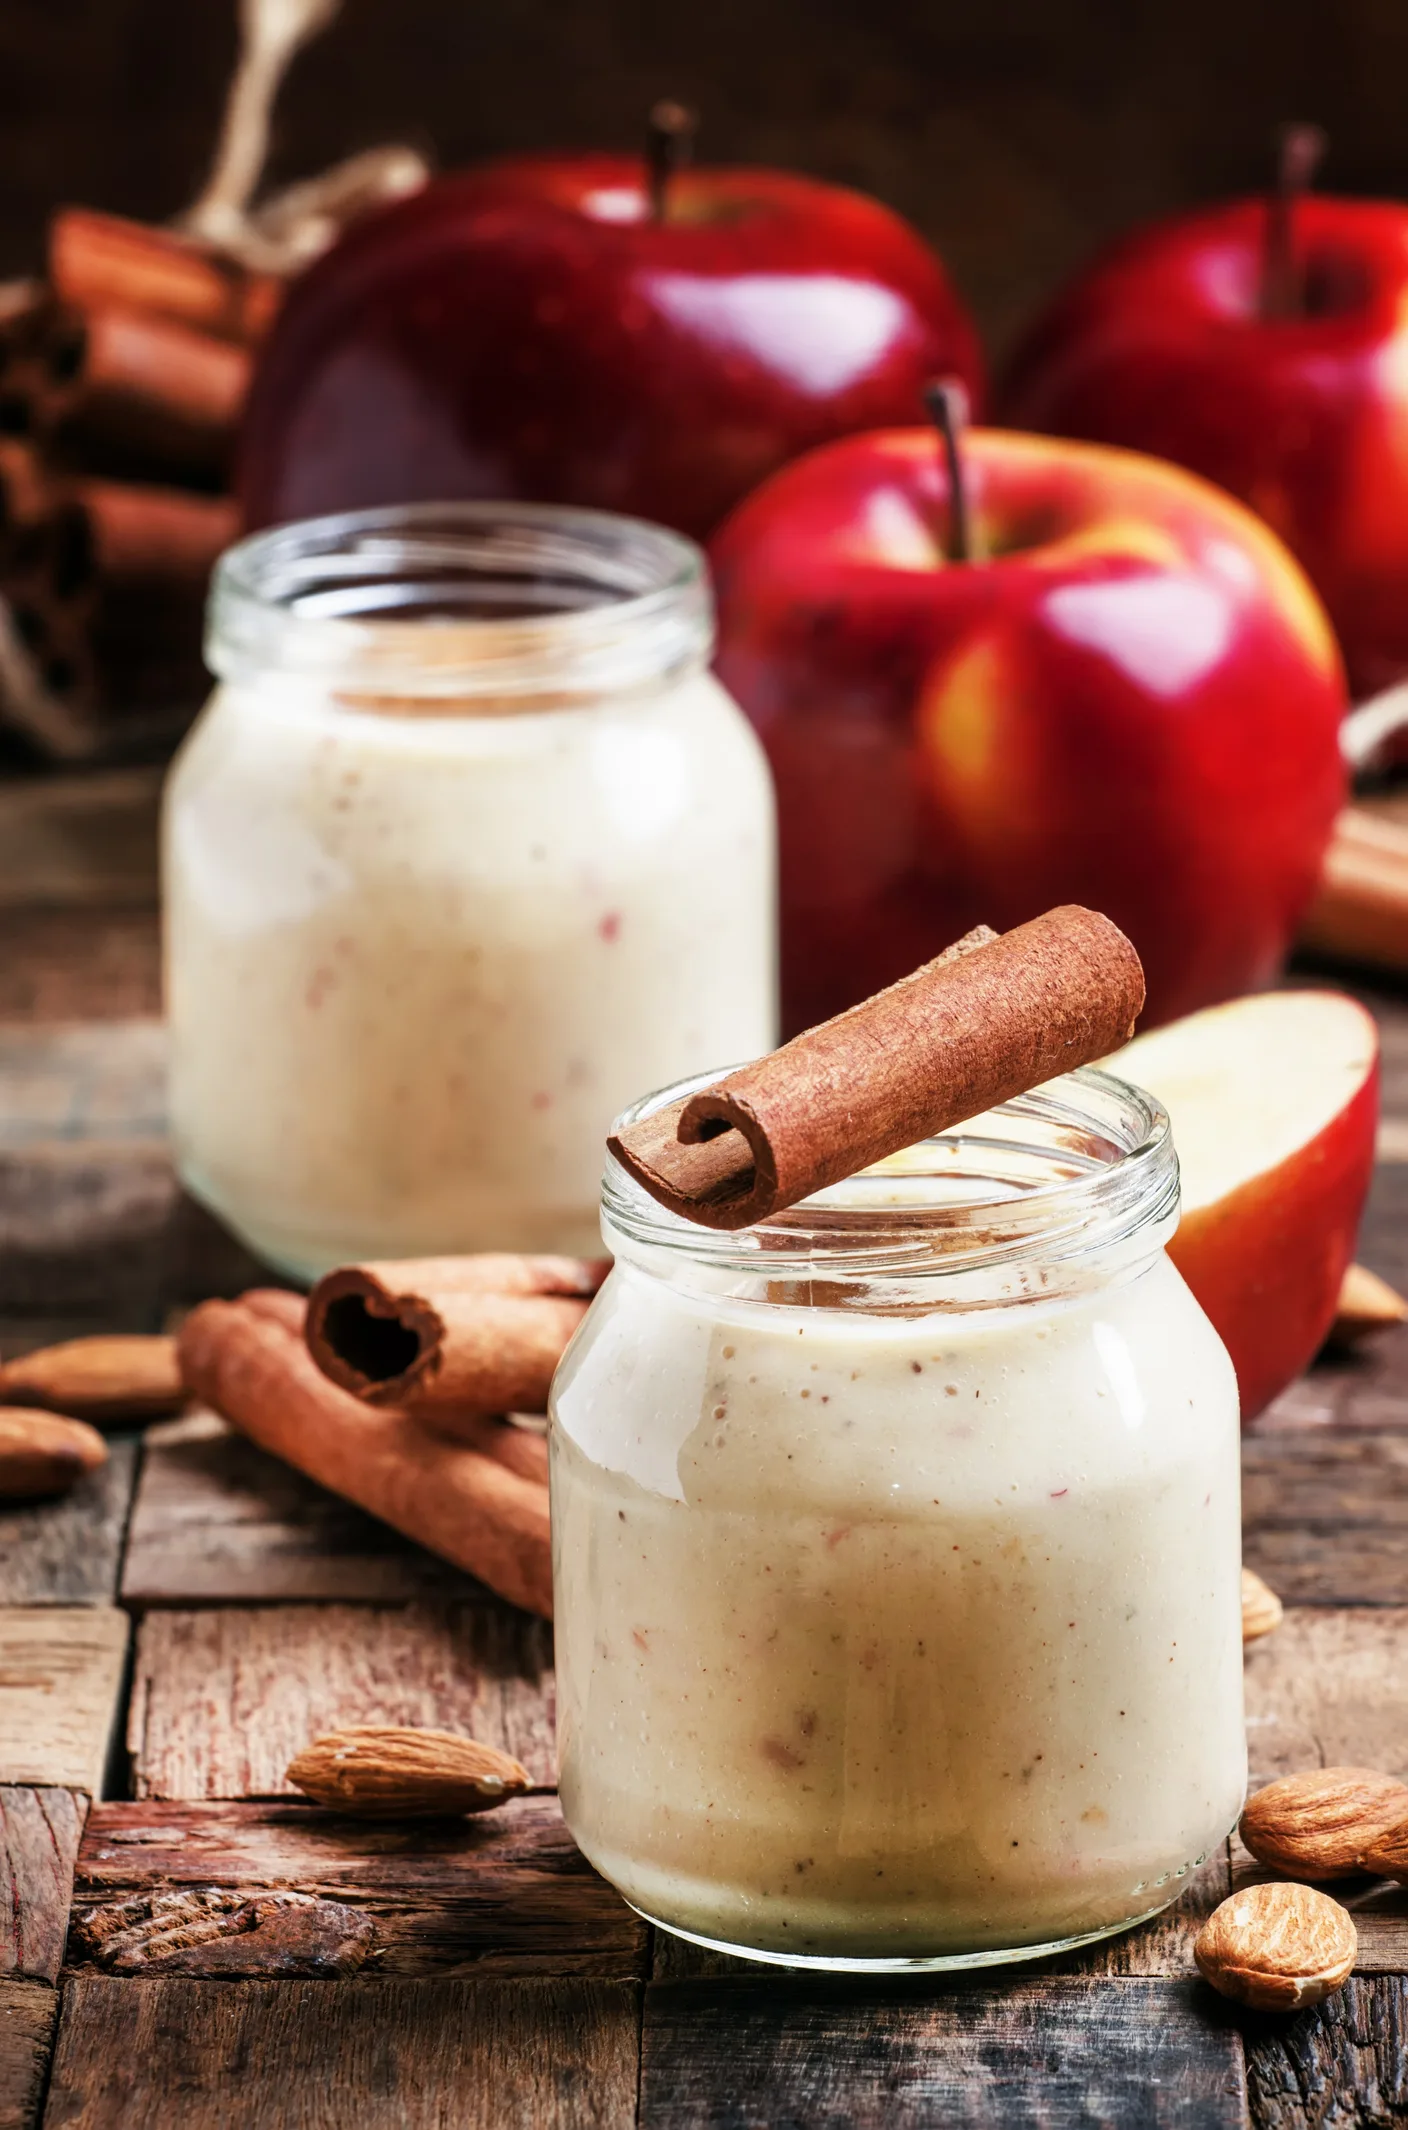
[1195,1883,1356,2011]
[285,1726,530,1818]
[1242,1568,1283,1645]
[0,1334,184,1422]
[1330,1264,1408,1346]
[1362,1816,1408,1879]
[0,1409,109,1500]
[1240,1766,1408,1879]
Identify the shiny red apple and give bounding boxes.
[239,123,982,540]
[1111,989,1379,1420]
[710,419,1348,1033]
[1003,134,1408,696]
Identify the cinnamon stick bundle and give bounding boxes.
[49,209,281,346]
[178,1291,553,1618]
[306,1254,607,1413]
[610,906,1145,1231]
[27,304,251,483]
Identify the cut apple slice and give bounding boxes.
[1108,991,1379,1421]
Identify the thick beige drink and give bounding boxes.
[551,1080,1246,1967]
[164,505,776,1280]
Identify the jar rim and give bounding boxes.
[601,1063,1178,1281]
[206,500,713,702]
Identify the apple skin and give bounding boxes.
[710,427,1348,1034]
[1113,994,1380,1421]
[1002,196,1408,698]
[238,156,983,541]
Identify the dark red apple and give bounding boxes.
[239,121,982,540]
[1002,130,1408,697]
[710,418,1348,1033]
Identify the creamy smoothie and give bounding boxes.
[551,1154,1245,1964]
[165,667,775,1278]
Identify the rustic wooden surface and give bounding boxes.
[7,786,1408,2124]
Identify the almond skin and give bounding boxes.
[1195,1883,1356,2011]
[0,1409,109,1500]
[1242,1568,1283,1645]
[0,1334,184,1422]
[1330,1263,1408,1346]
[1240,1766,1408,1879]
[1362,1816,1408,1879]
[285,1726,530,1818]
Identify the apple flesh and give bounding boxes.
[711,425,1348,1034]
[238,155,983,540]
[1002,193,1408,697]
[1110,989,1379,1420]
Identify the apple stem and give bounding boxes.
[646,101,697,223]
[924,379,974,565]
[1262,121,1327,320]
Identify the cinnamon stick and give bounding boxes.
[178,1292,553,1617]
[49,209,281,345]
[50,479,237,594]
[306,1254,607,1412]
[609,907,1145,1231]
[30,304,251,482]
[1299,806,1408,973]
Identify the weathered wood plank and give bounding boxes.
[121,1413,482,1606]
[42,1975,640,2130]
[72,1797,643,1979]
[639,1977,1246,2128]
[0,1790,85,1984]
[1242,1975,1408,2129]
[0,769,160,913]
[0,1982,56,2130]
[1241,1432,1408,1604]
[0,1438,138,1606]
[0,1610,128,1795]
[128,1604,556,1799]
[1242,1606,1408,1785]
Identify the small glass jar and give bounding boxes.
[550,1066,1245,1971]
[163,502,777,1278]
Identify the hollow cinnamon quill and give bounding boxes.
[306,1253,607,1412]
[178,1291,553,1617]
[609,906,1145,1232]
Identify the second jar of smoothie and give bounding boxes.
[164,502,777,1278]
[551,1065,1246,1969]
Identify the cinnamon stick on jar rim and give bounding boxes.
[609,906,1145,1232]
[306,1253,608,1412]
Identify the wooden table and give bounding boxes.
[5,804,1408,2124]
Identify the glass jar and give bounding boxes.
[163,503,777,1279]
[550,1065,1246,1971]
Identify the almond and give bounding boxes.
[1240,1765,1408,1879]
[0,1334,184,1422]
[285,1726,530,1818]
[1195,1883,1356,2011]
[1241,1568,1283,1645]
[0,1409,109,1500]
[1361,1815,1408,1879]
[1329,1263,1408,1346]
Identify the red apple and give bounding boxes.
[1110,989,1379,1419]
[238,127,982,541]
[711,421,1348,1034]
[1002,140,1408,697]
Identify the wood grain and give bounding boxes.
[0,1982,56,2130]
[73,1797,644,1978]
[42,1975,640,2129]
[1242,1975,1408,2130]
[128,1603,556,1799]
[0,1436,138,1605]
[121,1412,483,1605]
[1242,1606,1408,1785]
[639,1977,1246,2127]
[1241,1430,1408,1604]
[0,1609,128,1794]
[0,1789,85,1984]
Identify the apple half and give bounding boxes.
[1109,991,1379,1421]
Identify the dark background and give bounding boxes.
[1,0,1402,359]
